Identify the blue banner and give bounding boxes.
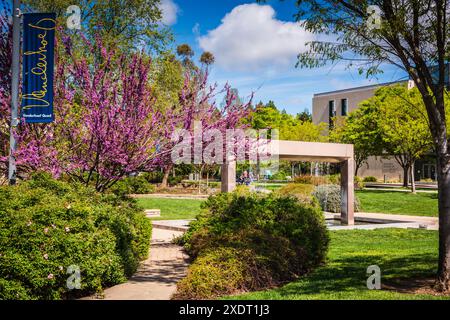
[21,13,56,123]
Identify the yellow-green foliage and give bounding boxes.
[174,247,249,300]
[276,183,315,204]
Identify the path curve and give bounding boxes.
[88,228,189,300]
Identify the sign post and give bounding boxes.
[8,0,21,185]
[8,6,56,185]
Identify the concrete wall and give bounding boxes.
[359,156,404,182]
[312,85,380,126]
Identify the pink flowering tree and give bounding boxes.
[0,7,12,178]
[0,17,254,190]
[156,69,253,188]
[20,36,171,191]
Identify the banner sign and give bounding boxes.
[21,13,56,123]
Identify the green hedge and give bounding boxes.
[363,176,378,183]
[0,173,152,300]
[174,191,329,299]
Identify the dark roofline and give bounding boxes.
[313,80,408,97]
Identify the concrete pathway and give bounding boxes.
[131,194,210,200]
[86,228,189,300]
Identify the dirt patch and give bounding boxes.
[383,278,450,296]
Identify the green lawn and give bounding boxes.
[228,229,447,300]
[136,197,204,220]
[356,190,438,216]
[136,189,439,220]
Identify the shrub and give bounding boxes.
[110,175,155,196]
[0,173,152,300]
[168,175,184,186]
[294,175,331,186]
[328,174,341,185]
[269,172,287,181]
[174,247,250,299]
[174,191,329,299]
[276,183,315,205]
[354,176,365,190]
[363,176,378,183]
[312,184,360,213]
[143,171,164,184]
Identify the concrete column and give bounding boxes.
[340,158,355,225]
[221,161,236,193]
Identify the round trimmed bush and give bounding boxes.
[174,191,329,299]
[276,183,315,205]
[0,173,152,300]
[312,184,360,213]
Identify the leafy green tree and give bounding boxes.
[151,53,184,111]
[249,101,326,179]
[262,0,450,290]
[330,102,384,177]
[297,109,313,122]
[24,0,171,53]
[377,86,433,192]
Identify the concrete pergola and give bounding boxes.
[221,140,355,225]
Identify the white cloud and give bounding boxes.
[198,4,314,72]
[192,23,200,36]
[159,0,179,25]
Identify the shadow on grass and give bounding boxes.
[231,229,440,299]
[265,252,437,298]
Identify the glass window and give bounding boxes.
[328,100,336,129]
[341,98,348,116]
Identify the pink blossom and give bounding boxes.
[47,274,54,280]
[43,254,49,260]
[0,24,253,186]
[44,228,49,234]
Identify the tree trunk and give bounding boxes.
[403,166,409,187]
[410,161,416,194]
[354,161,361,177]
[160,164,173,188]
[437,150,450,291]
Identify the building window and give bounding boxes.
[328,100,336,129]
[341,98,348,116]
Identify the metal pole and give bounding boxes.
[9,0,21,185]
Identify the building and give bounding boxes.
[312,81,436,182]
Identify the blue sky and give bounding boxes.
[163,0,408,115]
